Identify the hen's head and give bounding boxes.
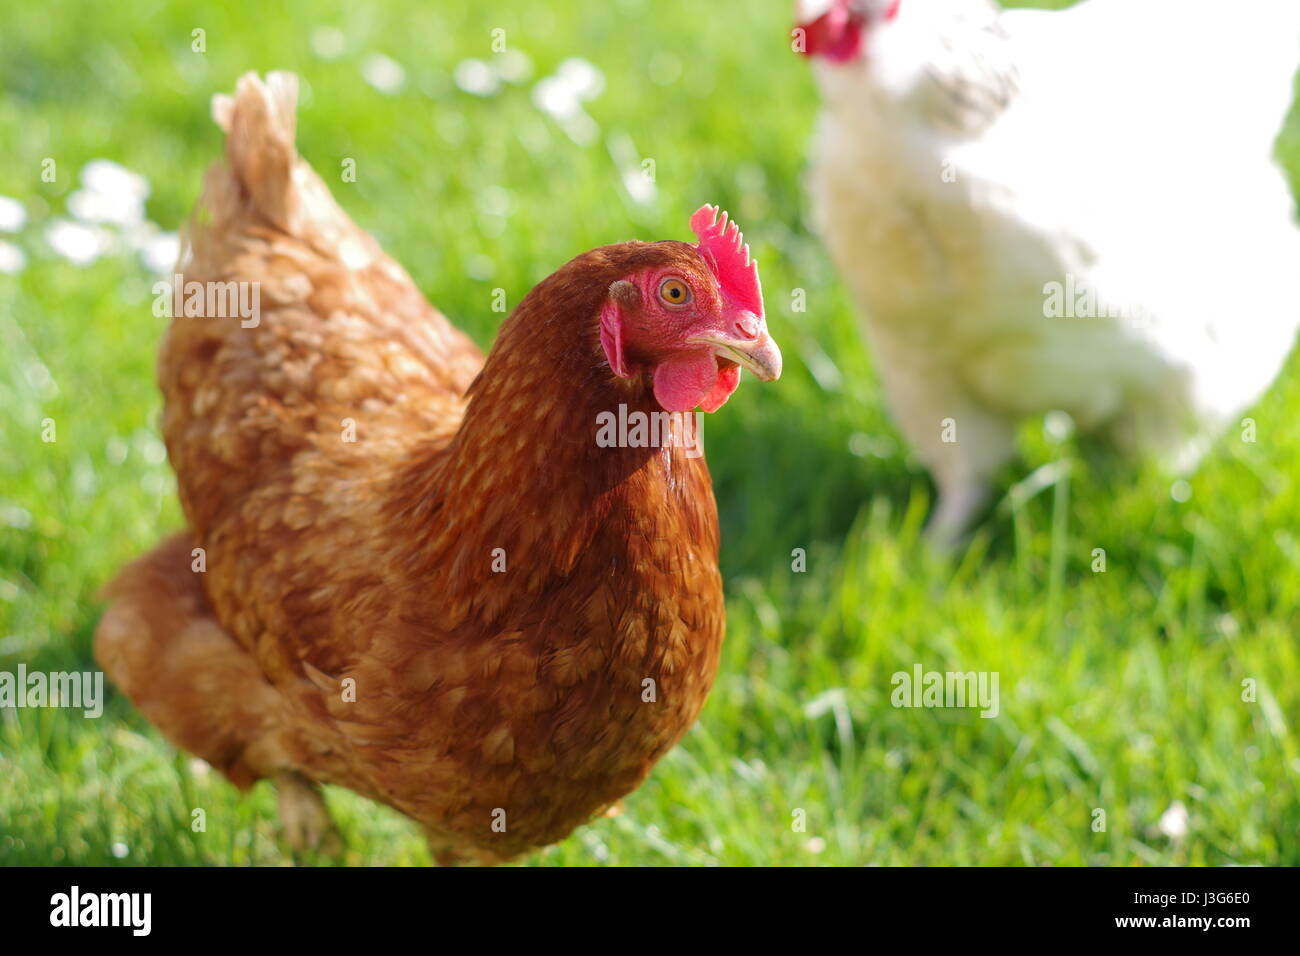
[598,205,781,413]
[795,0,901,64]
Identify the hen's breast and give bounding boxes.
[325,447,726,860]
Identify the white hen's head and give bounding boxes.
[794,0,901,64]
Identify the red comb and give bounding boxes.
[691,205,764,319]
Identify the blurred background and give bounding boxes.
[2,0,1298,865]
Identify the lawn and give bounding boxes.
[2,0,1298,866]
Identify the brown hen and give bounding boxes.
[95,72,781,863]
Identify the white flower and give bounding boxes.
[122,222,178,272]
[45,219,112,266]
[454,59,500,97]
[1157,801,1189,839]
[68,160,150,228]
[557,58,605,100]
[81,159,149,201]
[141,232,180,274]
[532,59,604,146]
[533,75,581,120]
[0,240,26,274]
[362,54,406,94]
[495,49,533,84]
[68,188,146,227]
[311,26,346,60]
[0,196,27,233]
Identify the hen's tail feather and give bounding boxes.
[189,70,387,275]
[211,71,301,234]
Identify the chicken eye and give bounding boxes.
[658,277,692,307]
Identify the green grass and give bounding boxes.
[2,0,1299,866]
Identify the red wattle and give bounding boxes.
[653,351,726,413]
[699,364,741,413]
[799,2,866,64]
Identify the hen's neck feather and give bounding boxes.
[388,245,718,630]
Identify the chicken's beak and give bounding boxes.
[688,316,783,382]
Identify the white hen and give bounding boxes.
[800,0,1300,539]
